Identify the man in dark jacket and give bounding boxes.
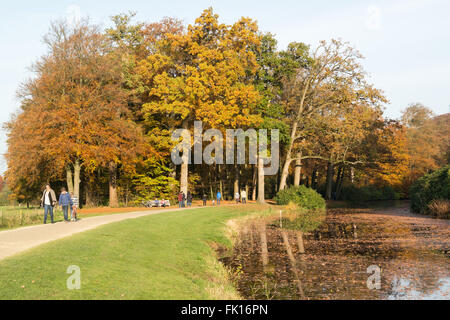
[59,188,73,222]
[187,191,193,207]
[41,184,57,224]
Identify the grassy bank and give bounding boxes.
[0,206,262,300]
[0,206,66,230]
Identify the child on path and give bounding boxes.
[70,193,79,222]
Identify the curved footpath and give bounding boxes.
[0,207,203,261]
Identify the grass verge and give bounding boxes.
[0,205,264,300]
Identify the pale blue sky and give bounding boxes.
[1,0,449,173]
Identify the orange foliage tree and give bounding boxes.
[135,8,263,194]
[6,21,150,207]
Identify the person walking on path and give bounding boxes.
[241,189,247,204]
[59,188,73,222]
[187,191,193,207]
[178,192,183,208]
[41,184,57,224]
[70,192,79,222]
[235,192,240,204]
[216,191,222,206]
[182,192,186,208]
[202,194,207,206]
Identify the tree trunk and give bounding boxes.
[252,165,257,201]
[279,156,292,191]
[336,167,345,200]
[334,166,343,193]
[180,119,189,195]
[66,166,74,195]
[325,162,334,200]
[257,156,265,204]
[218,165,223,197]
[294,152,303,186]
[351,167,355,184]
[311,167,318,189]
[279,82,310,191]
[109,162,119,207]
[74,159,81,199]
[209,167,214,200]
[180,163,189,196]
[234,165,239,197]
[85,181,95,207]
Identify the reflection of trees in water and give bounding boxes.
[388,277,450,300]
[385,256,450,300]
[222,212,450,300]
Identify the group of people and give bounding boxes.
[41,184,250,223]
[235,189,248,204]
[177,191,193,208]
[178,189,249,208]
[41,184,79,224]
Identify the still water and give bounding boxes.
[221,204,450,300]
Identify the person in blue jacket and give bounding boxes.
[59,188,73,222]
[216,191,222,206]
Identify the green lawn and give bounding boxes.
[0,206,258,300]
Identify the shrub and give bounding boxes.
[275,185,326,210]
[410,165,450,216]
[428,199,450,219]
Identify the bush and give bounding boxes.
[410,165,450,216]
[275,185,326,210]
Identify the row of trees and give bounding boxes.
[5,9,448,207]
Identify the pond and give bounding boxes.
[220,205,450,300]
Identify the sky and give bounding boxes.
[0,0,449,173]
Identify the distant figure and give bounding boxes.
[161,199,166,208]
[41,184,57,224]
[59,188,73,222]
[212,200,216,206]
[235,192,240,204]
[241,189,247,204]
[155,198,160,207]
[182,192,186,208]
[202,194,207,206]
[178,192,183,208]
[70,192,79,222]
[187,192,193,207]
[216,191,222,206]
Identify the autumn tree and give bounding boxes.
[399,103,449,191]
[136,8,262,195]
[6,20,150,207]
[278,39,387,192]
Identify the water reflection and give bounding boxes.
[221,208,450,300]
[388,277,450,300]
